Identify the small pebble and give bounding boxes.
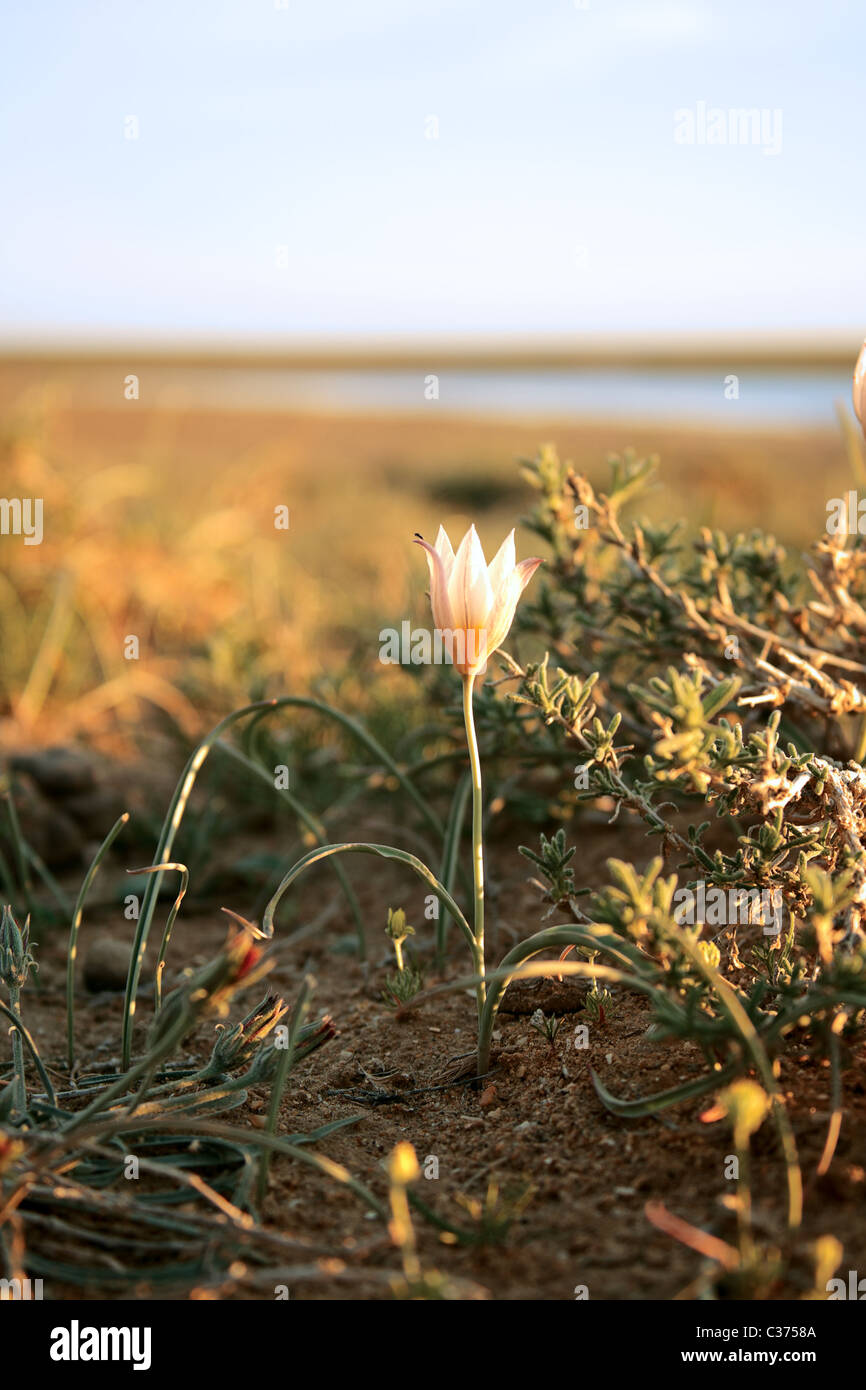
[83,937,132,993]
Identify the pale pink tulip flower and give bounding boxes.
[414,522,542,1017]
[414,524,542,677]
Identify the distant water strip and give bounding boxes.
[26,363,855,426]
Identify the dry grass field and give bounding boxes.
[0,361,851,749]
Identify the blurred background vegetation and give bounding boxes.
[0,356,855,760]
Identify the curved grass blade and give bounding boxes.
[66,811,130,1070]
[590,1061,740,1118]
[476,923,662,1074]
[76,1111,386,1220]
[215,738,366,958]
[287,1115,362,1144]
[399,948,660,1077]
[261,841,476,958]
[123,695,444,1069]
[125,862,189,1017]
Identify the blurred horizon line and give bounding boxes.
[0,329,861,371]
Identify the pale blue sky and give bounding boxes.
[1,0,863,342]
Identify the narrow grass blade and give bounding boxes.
[0,997,57,1108]
[590,1061,740,1118]
[216,738,367,958]
[437,771,470,963]
[816,1026,843,1177]
[257,976,313,1206]
[67,812,130,1071]
[125,862,189,1017]
[15,570,75,727]
[3,789,33,917]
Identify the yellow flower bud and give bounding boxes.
[812,1234,843,1291]
[387,1142,420,1186]
[718,1079,770,1146]
[697,938,721,969]
[386,907,410,940]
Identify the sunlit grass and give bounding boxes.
[0,365,850,751]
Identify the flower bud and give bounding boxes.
[246,1014,336,1084]
[148,920,272,1052]
[696,939,721,969]
[387,1142,420,1186]
[210,993,288,1074]
[0,906,36,990]
[717,1079,770,1147]
[386,908,414,943]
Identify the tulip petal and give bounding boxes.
[486,529,516,596]
[413,535,456,632]
[483,556,543,659]
[434,525,456,581]
[514,555,544,593]
[448,525,493,632]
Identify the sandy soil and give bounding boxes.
[7,809,866,1302]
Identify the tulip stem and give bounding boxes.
[462,674,486,1012]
